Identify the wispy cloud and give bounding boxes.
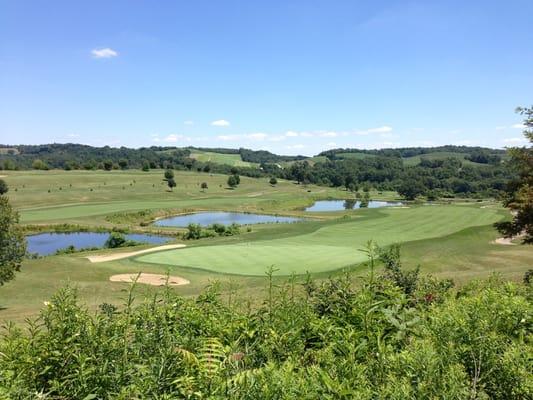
[366,125,392,134]
[511,123,525,129]
[67,133,80,138]
[91,48,118,58]
[286,144,305,150]
[211,119,230,127]
[184,120,194,126]
[503,137,527,144]
[153,134,191,143]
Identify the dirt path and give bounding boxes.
[86,244,186,263]
[0,175,6,178]
[110,273,190,286]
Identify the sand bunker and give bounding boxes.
[87,244,186,263]
[110,273,190,286]
[0,175,6,178]
[493,237,515,245]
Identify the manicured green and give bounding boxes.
[137,205,503,275]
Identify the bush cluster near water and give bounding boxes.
[183,222,241,240]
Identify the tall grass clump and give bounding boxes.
[0,252,531,399]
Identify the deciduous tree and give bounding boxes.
[0,196,26,285]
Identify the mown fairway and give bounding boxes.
[137,205,503,275]
[1,169,532,323]
[2,170,355,225]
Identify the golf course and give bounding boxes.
[0,167,531,323]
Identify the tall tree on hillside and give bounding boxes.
[0,195,26,285]
[496,107,533,243]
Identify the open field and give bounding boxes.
[0,169,532,323]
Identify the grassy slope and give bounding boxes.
[402,151,485,166]
[136,205,503,275]
[336,152,377,160]
[189,151,257,167]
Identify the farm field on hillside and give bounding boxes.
[402,151,487,166]
[189,150,258,167]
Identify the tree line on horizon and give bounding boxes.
[0,143,521,199]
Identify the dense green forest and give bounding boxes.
[0,143,515,198]
[1,255,531,399]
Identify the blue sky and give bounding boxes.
[1,1,531,155]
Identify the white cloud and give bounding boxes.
[503,137,527,144]
[153,134,191,143]
[268,135,286,142]
[184,120,194,126]
[285,130,299,137]
[211,119,230,127]
[366,126,392,134]
[67,133,79,138]
[247,133,268,140]
[512,123,525,129]
[217,134,239,141]
[326,142,337,148]
[91,48,118,58]
[319,131,338,138]
[286,144,305,150]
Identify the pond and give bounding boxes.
[154,212,303,228]
[26,232,171,256]
[305,200,403,212]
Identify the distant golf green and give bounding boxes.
[137,205,503,275]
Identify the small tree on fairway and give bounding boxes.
[163,169,176,191]
[0,179,8,195]
[201,182,208,191]
[227,175,238,188]
[269,177,277,186]
[167,178,176,191]
[0,196,26,285]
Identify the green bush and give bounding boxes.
[0,260,531,398]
